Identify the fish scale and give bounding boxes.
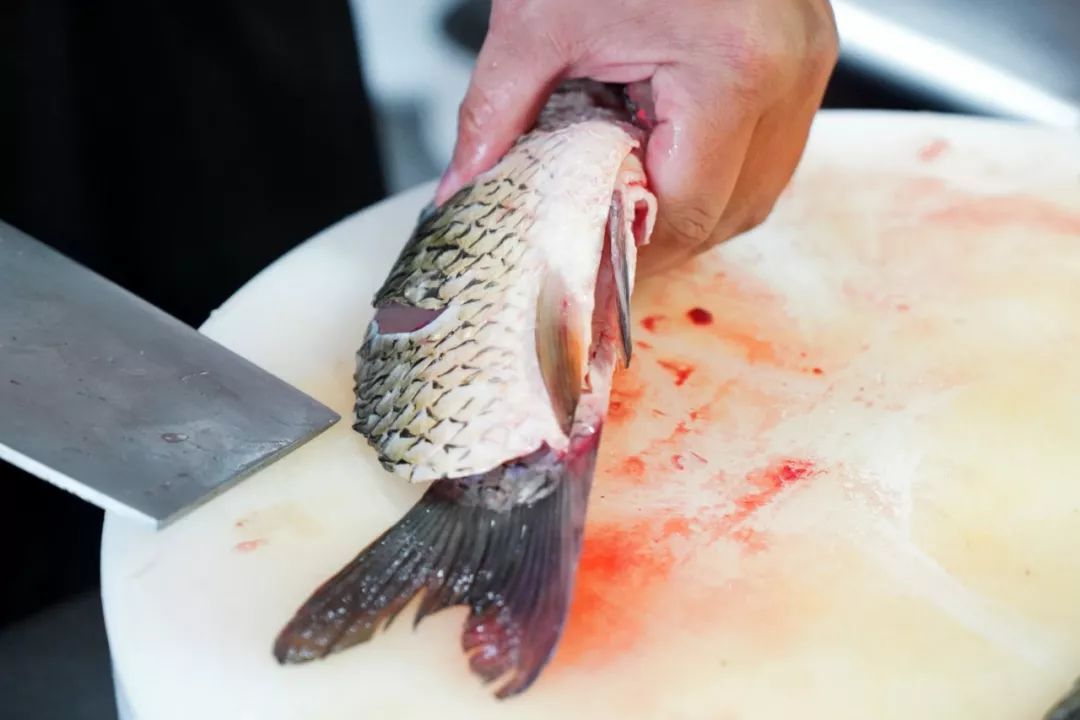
[277,79,658,698]
[354,176,562,481]
[351,87,649,484]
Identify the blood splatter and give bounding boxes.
[657,359,695,386]
[746,459,816,491]
[706,459,819,547]
[811,367,824,376]
[671,454,685,470]
[641,315,664,332]
[687,307,713,325]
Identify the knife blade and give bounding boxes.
[0,218,340,529]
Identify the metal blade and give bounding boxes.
[0,219,340,529]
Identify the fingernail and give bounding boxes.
[435,167,461,205]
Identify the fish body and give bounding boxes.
[274,79,657,698]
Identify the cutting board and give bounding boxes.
[101,110,1080,719]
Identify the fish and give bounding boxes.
[272,79,658,699]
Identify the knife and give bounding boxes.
[0,218,340,529]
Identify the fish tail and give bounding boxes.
[272,442,599,699]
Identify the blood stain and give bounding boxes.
[235,539,267,553]
[641,315,664,332]
[672,454,685,470]
[707,459,818,544]
[608,372,645,424]
[687,307,713,325]
[731,527,768,552]
[811,367,824,375]
[722,330,777,364]
[927,193,1080,236]
[555,517,681,665]
[621,455,647,480]
[662,516,692,538]
[635,340,653,350]
[657,359,695,386]
[557,459,822,666]
[918,138,950,163]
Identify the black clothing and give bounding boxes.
[0,0,387,626]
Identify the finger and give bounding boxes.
[435,24,565,205]
[708,50,834,245]
[635,65,758,277]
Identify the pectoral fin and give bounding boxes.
[536,274,584,435]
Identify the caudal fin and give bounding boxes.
[272,445,597,699]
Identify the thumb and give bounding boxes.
[436,29,564,205]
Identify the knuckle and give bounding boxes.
[727,36,778,86]
[666,203,717,246]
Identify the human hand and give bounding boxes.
[435,0,839,275]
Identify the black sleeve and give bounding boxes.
[0,0,387,627]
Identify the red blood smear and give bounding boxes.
[662,516,692,537]
[556,457,819,667]
[641,315,664,332]
[635,340,653,350]
[686,307,713,325]
[234,539,267,553]
[672,454,685,470]
[608,373,645,424]
[812,367,824,375]
[709,459,818,545]
[621,455,647,481]
[555,516,684,665]
[657,359,694,386]
[730,527,768,552]
[928,193,1080,236]
[745,459,816,493]
[918,138,950,163]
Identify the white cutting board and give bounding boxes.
[101,110,1080,720]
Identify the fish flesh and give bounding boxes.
[272,79,657,698]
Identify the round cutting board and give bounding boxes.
[101,111,1080,720]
